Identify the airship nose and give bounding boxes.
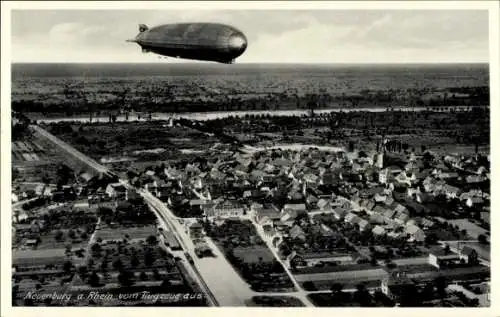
[227,33,247,56]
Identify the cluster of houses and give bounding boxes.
[128,145,489,269]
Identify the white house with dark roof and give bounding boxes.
[333,207,348,220]
[442,184,461,199]
[317,198,333,211]
[345,212,361,225]
[405,224,425,242]
[282,203,307,214]
[372,225,386,236]
[358,219,372,232]
[466,197,485,207]
[205,200,245,218]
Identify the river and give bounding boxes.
[32,106,477,124]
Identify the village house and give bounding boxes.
[428,248,460,269]
[415,192,432,204]
[437,171,459,180]
[459,246,479,265]
[404,223,425,242]
[331,196,352,210]
[254,204,281,224]
[442,184,461,199]
[480,209,490,224]
[395,171,417,186]
[205,200,245,218]
[105,183,127,201]
[13,249,70,277]
[372,225,386,236]
[344,212,361,226]
[288,251,354,269]
[423,176,438,193]
[381,272,417,303]
[282,203,307,214]
[358,219,372,232]
[289,225,306,241]
[466,197,485,208]
[333,207,348,220]
[188,222,204,239]
[317,198,333,211]
[466,175,486,184]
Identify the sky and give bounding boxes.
[10,9,490,63]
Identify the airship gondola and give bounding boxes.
[127,23,248,64]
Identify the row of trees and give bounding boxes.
[12,84,489,115]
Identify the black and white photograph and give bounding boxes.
[1,0,498,313]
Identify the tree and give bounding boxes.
[78,266,88,277]
[425,232,438,246]
[91,243,102,256]
[101,259,108,272]
[399,284,419,307]
[444,244,451,254]
[118,270,134,287]
[97,207,114,218]
[55,230,64,242]
[354,283,372,306]
[161,278,171,288]
[88,271,100,287]
[478,234,488,244]
[330,283,344,295]
[303,281,317,291]
[146,235,158,245]
[130,255,140,268]
[112,259,123,271]
[63,261,73,274]
[152,269,161,280]
[144,250,156,267]
[434,276,447,299]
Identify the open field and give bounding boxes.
[44,122,225,168]
[448,219,489,239]
[94,225,156,242]
[295,267,388,283]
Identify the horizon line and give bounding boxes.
[11,61,489,65]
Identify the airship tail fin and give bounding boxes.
[139,24,149,32]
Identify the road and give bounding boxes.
[12,197,39,210]
[31,125,110,175]
[249,217,314,306]
[137,188,254,306]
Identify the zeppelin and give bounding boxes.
[127,23,248,64]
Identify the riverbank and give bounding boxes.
[26,105,480,124]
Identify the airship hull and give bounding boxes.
[130,23,247,64]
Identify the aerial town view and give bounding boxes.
[6,6,493,310]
